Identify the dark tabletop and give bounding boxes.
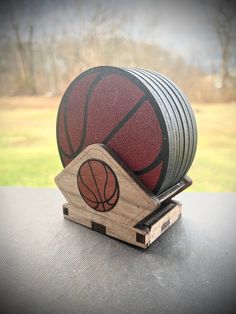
[0,187,235,314]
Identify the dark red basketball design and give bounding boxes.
[77,159,119,211]
[57,66,169,195]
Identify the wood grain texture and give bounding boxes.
[63,201,181,248]
[147,201,182,245]
[55,144,159,227]
[64,203,148,248]
[55,143,185,248]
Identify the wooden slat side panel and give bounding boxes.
[65,204,147,248]
[148,203,182,245]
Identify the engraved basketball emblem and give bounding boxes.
[77,159,119,211]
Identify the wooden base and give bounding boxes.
[62,200,182,249]
[55,144,190,249]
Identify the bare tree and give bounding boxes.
[214,0,236,88]
[27,23,36,94]
[9,2,36,94]
[46,34,59,95]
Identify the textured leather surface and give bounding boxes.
[57,67,168,194]
[57,66,198,195]
[0,187,235,313]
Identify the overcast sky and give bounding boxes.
[1,0,236,71]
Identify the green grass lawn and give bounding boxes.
[0,97,235,191]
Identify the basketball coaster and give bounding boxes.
[55,66,197,248]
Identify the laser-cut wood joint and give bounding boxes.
[55,144,192,248]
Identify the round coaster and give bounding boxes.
[56,66,197,195]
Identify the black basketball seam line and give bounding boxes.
[81,193,117,206]
[104,165,119,206]
[138,68,187,183]
[77,176,99,205]
[103,163,109,203]
[103,94,165,175]
[57,108,74,159]
[130,67,191,193]
[102,94,147,144]
[80,194,98,204]
[84,163,118,205]
[73,74,102,157]
[78,158,119,211]
[88,160,105,211]
[103,160,120,209]
[72,70,166,179]
[59,74,84,158]
[128,69,180,193]
[56,71,100,162]
[57,67,169,194]
[147,102,168,194]
[106,190,119,207]
[74,77,148,157]
[153,161,165,194]
[56,69,113,165]
[97,160,119,208]
[119,67,169,192]
[115,69,169,194]
[77,168,99,204]
[134,150,164,176]
[64,94,75,156]
[90,159,120,210]
[116,68,169,191]
[78,176,99,205]
[80,193,99,210]
[56,90,72,163]
[58,72,102,160]
[126,68,178,187]
[60,69,158,164]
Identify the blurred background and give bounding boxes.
[0,0,235,191]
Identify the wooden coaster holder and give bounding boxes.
[55,144,192,248]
